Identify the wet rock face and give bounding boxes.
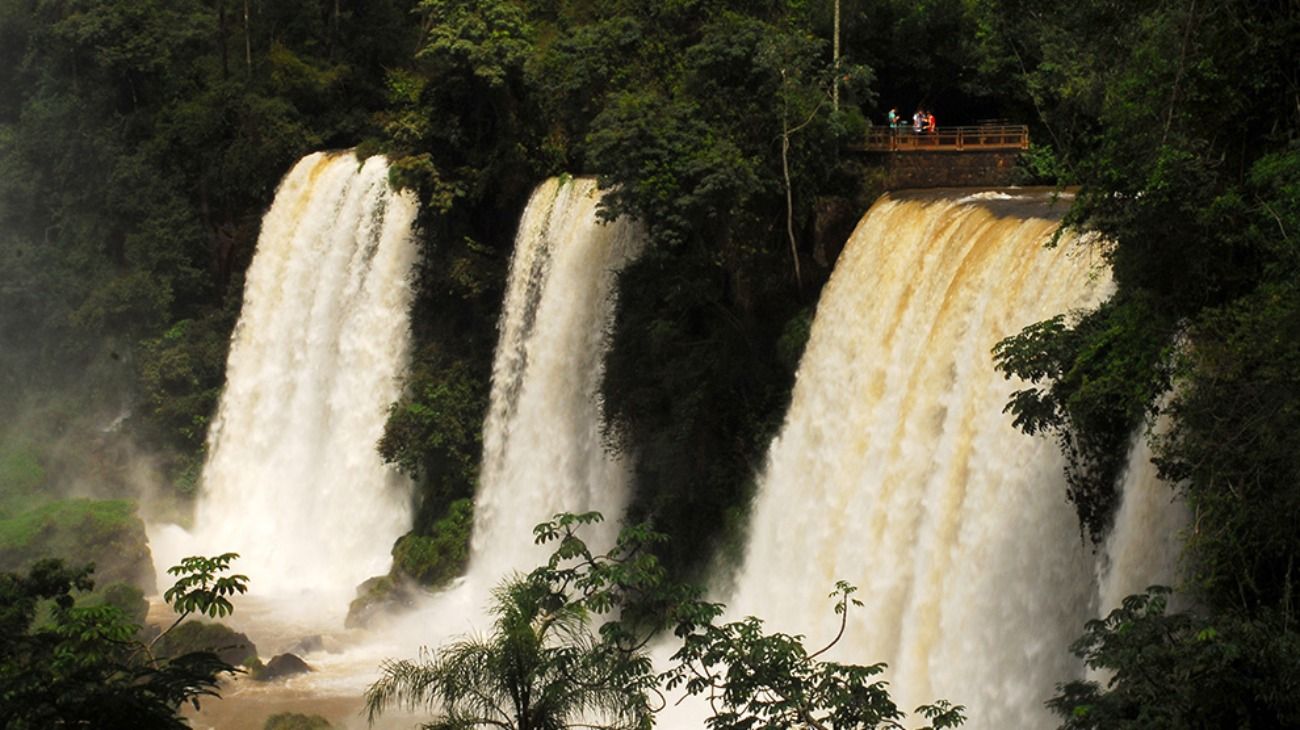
[867,150,1023,190]
[812,196,859,270]
[254,653,313,681]
[345,574,422,629]
[0,499,157,593]
[153,620,259,668]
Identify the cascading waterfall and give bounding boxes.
[146,168,1184,728]
[153,152,419,612]
[324,176,641,697]
[722,190,1181,729]
[157,176,643,728]
[1096,426,1187,615]
[468,176,642,583]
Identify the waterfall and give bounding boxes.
[469,177,642,582]
[722,190,1179,729]
[151,175,642,710]
[155,152,419,609]
[1096,426,1187,615]
[318,176,642,690]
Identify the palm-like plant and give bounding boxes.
[367,513,963,730]
[365,578,655,730]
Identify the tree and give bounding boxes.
[366,577,656,730]
[363,0,550,592]
[0,0,416,500]
[0,553,249,729]
[666,581,964,730]
[982,1,1300,726]
[157,552,250,631]
[383,0,538,206]
[1048,588,1300,729]
[989,0,1300,540]
[567,4,872,575]
[367,513,964,730]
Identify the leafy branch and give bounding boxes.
[370,513,964,730]
[148,552,248,657]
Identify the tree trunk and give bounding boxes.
[243,0,252,77]
[1162,0,1199,145]
[327,0,340,59]
[781,94,803,293]
[217,0,229,79]
[832,0,840,111]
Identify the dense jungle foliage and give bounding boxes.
[0,0,1025,581]
[2,0,1299,726]
[0,0,419,502]
[1,553,249,729]
[987,0,1300,724]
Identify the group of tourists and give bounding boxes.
[887,107,936,133]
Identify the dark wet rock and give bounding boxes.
[154,620,258,667]
[345,574,421,629]
[812,196,859,270]
[252,653,313,681]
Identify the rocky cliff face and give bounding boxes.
[0,499,156,592]
[869,150,1022,189]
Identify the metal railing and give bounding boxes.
[853,124,1030,152]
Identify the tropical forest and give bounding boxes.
[1,0,1298,728]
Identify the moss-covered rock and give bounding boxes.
[264,714,332,730]
[347,498,473,628]
[392,498,472,585]
[79,580,149,627]
[0,498,155,592]
[345,574,421,629]
[153,620,259,667]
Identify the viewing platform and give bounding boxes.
[850,124,1030,153]
[847,124,1029,152]
[850,125,1030,189]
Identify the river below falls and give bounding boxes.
[148,580,486,730]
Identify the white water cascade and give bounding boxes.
[720,190,1181,729]
[323,176,642,702]
[468,176,643,583]
[152,152,419,612]
[154,175,644,730]
[1096,426,1187,616]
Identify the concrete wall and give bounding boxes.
[869,150,1021,189]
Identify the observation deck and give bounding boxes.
[849,124,1030,189]
[850,124,1030,153]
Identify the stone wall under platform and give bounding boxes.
[870,150,1021,189]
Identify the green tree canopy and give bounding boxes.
[368,513,965,730]
[0,554,249,729]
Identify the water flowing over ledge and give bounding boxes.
[721,189,1180,729]
[152,151,419,619]
[149,173,1183,728]
[158,174,645,728]
[470,176,644,583]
